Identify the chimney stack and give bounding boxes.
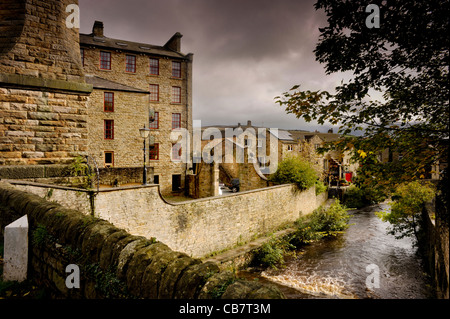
[92,21,104,37]
[247,120,252,126]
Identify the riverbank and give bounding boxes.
[239,203,436,299]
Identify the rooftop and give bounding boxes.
[84,75,148,93]
[79,21,190,60]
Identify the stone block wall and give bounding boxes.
[6,180,327,258]
[4,179,327,258]
[0,88,89,165]
[0,0,84,82]
[0,181,284,299]
[421,200,449,299]
[0,0,93,167]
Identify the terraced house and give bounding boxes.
[80,21,193,194]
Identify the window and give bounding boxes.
[104,120,114,139]
[125,55,136,73]
[149,84,159,101]
[172,61,181,78]
[80,48,84,66]
[100,51,111,70]
[287,145,293,151]
[150,58,159,75]
[149,143,159,160]
[104,92,114,112]
[172,113,181,129]
[149,112,159,129]
[172,86,181,103]
[104,151,114,167]
[172,143,182,161]
[153,175,159,184]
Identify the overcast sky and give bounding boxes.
[79,0,349,132]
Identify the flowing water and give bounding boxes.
[239,203,435,299]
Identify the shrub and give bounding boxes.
[269,156,318,190]
[251,237,294,269]
[290,200,351,247]
[315,180,328,195]
[343,185,386,209]
[376,181,435,240]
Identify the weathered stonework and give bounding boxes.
[0,0,92,166]
[7,179,328,258]
[0,88,89,165]
[0,181,284,299]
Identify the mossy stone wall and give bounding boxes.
[0,181,284,299]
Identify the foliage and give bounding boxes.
[315,180,328,195]
[84,263,130,298]
[67,155,94,189]
[269,156,318,190]
[209,276,236,299]
[377,181,436,241]
[68,155,89,177]
[32,224,50,247]
[343,185,386,209]
[251,237,295,269]
[290,200,351,247]
[275,0,448,207]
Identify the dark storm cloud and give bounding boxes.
[79,0,340,131]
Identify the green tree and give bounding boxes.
[275,0,448,216]
[377,181,436,241]
[269,156,318,190]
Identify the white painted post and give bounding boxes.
[3,215,29,282]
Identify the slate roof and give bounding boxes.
[270,130,295,142]
[85,75,149,93]
[79,34,188,60]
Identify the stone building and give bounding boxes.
[0,1,193,196]
[80,21,193,194]
[192,121,357,197]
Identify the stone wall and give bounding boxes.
[0,0,84,82]
[421,200,449,299]
[0,181,284,299]
[0,0,93,166]
[0,88,90,166]
[6,179,328,258]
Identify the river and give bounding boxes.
[239,203,435,299]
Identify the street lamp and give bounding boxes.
[139,125,150,185]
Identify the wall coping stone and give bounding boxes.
[0,73,93,94]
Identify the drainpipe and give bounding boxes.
[185,53,194,194]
